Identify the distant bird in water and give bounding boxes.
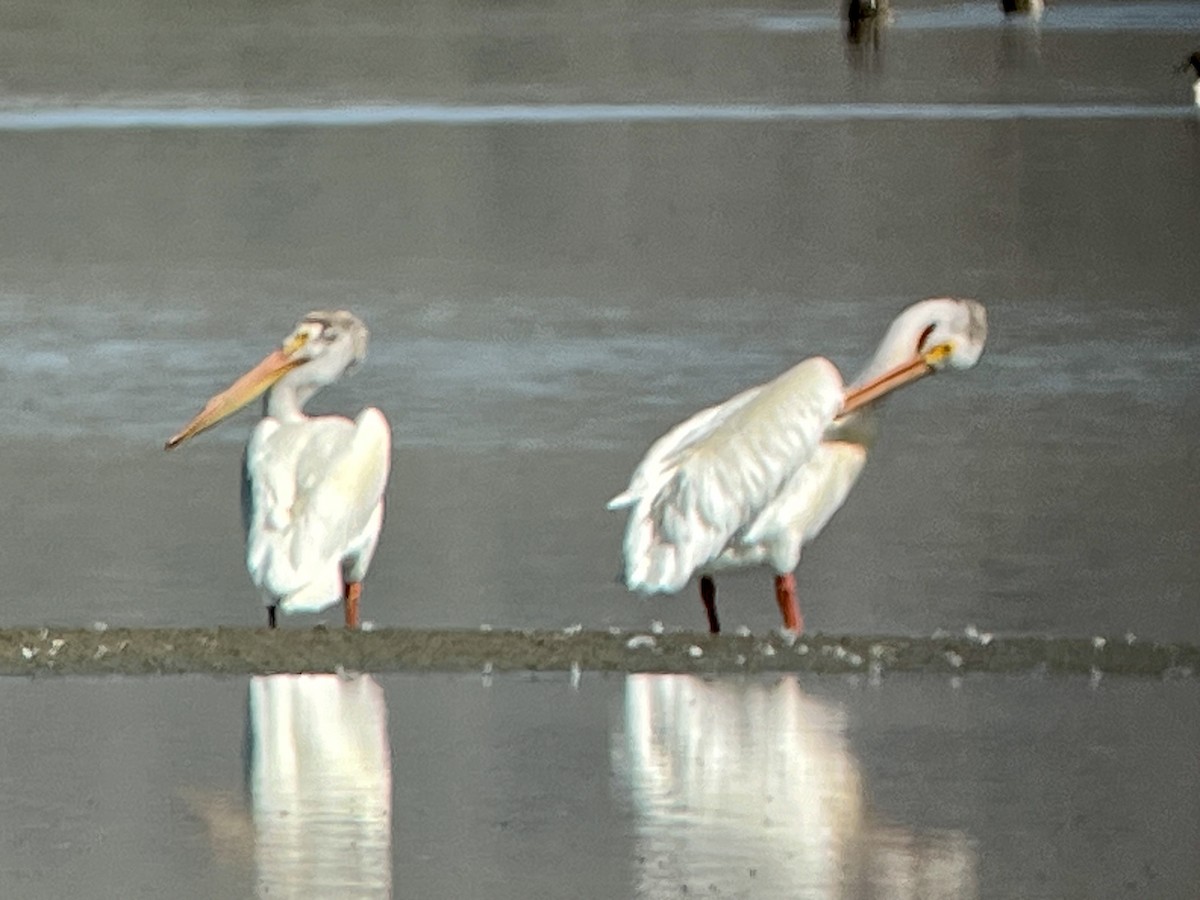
[608,298,988,635]
[1001,0,1045,17]
[845,0,889,46]
[166,311,391,630]
[1179,52,1200,107]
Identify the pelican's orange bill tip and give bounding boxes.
[164,347,304,451]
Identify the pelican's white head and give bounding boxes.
[842,297,987,416]
[876,297,987,374]
[273,310,370,397]
[166,309,370,449]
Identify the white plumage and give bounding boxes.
[609,297,988,633]
[167,310,391,628]
[609,357,851,590]
[244,408,390,614]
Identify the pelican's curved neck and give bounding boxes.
[849,307,926,389]
[264,380,319,423]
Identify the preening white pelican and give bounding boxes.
[166,310,391,629]
[608,297,987,634]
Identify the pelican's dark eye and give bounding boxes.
[916,324,936,352]
[319,328,338,343]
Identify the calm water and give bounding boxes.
[0,0,1197,640]
[1,6,1198,892]
[0,671,1195,899]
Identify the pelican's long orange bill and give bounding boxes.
[840,343,951,417]
[165,348,302,450]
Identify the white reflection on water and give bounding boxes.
[247,673,392,899]
[614,675,976,899]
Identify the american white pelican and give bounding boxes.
[166,310,391,629]
[608,297,987,634]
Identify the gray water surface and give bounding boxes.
[3,3,1198,897]
[0,672,1195,899]
[1,0,1197,643]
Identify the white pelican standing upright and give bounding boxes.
[608,297,987,635]
[166,311,391,629]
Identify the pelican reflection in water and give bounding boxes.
[166,311,391,629]
[614,675,977,898]
[248,673,392,898]
[609,298,987,634]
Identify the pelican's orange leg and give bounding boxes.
[700,575,721,634]
[344,581,362,630]
[774,573,803,634]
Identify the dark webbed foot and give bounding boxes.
[700,575,720,634]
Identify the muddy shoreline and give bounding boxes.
[0,627,1194,678]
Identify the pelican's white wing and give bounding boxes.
[718,440,868,573]
[607,384,767,512]
[609,357,844,592]
[244,407,391,612]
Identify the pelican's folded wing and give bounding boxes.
[610,357,845,592]
[302,408,391,568]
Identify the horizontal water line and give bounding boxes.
[0,102,1192,130]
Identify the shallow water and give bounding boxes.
[0,671,1195,899]
[0,0,1197,644]
[3,3,1197,896]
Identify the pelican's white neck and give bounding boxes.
[265,379,321,423]
[849,305,930,388]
